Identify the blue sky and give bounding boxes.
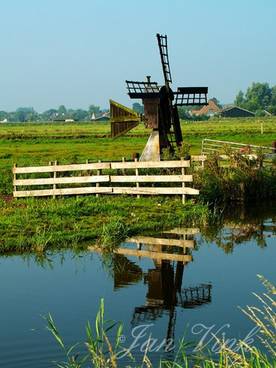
[0,0,276,111]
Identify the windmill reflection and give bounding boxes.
[111,228,212,347]
[113,254,143,289]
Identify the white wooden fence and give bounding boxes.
[13,159,199,202]
[201,139,275,157]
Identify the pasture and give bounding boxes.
[0,117,275,195]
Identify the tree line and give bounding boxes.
[1,82,276,122]
[0,105,103,122]
[235,82,276,116]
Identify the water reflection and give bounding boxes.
[100,230,212,348]
[0,205,274,368]
[91,210,274,349]
[202,217,275,253]
[113,255,143,289]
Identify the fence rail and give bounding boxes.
[199,139,276,168]
[13,159,198,202]
[201,139,275,156]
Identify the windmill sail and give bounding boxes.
[157,33,172,86]
[110,100,141,138]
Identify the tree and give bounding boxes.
[58,105,67,115]
[235,82,272,112]
[245,82,271,111]
[72,109,89,121]
[268,85,276,114]
[0,111,8,121]
[58,105,67,116]
[234,91,245,107]
[177,106,191,120]
[42,109,58,121]
[209,97,222,108]
[15,107,36,122]
[132,102,144,114]
[88,105,100,116]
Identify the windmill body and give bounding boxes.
[111,33,208,161]
[127,33,208,160]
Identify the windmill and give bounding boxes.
[124,33,208,160]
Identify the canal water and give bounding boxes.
[0,204,275,367]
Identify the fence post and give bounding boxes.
[96,160,101,198]
[53,160,57,199]
[134,158,140,198]
[181,157,186,204]
[201,139,204,156]
[13,163,17,197]
[272,141,276,154]
[122,157,125,176]
[261,121,264,135]
[201,140,205,169]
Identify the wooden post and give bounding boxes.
[272,141,276,154]
[96,160,101,198]
[122,157,125,175]
[181,157,186,204]
[53,160,57,199]
[13,163,17,197]
[48,161,52,198]
[85,159,89,200]
[261,121,264,135]
[202,156,205,169]
[135,158,140,198]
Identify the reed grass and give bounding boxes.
[46,276,275,368]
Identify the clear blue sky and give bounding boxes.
[0,0,276,112]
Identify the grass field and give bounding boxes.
[0,117,275,253]
[0,117,275,195]
[0,117,275,166]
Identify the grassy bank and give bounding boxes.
[194,154,276,204]
[0,196,210,254]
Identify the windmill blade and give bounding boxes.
[156,33,172,86]
[174,87,208,106]
[110,100,141,138]
[126,80,160,99]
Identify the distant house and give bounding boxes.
[192,99,221,117]
[0,118,8,123]
[53,113,75,122]
[220,106,255,118]
[91,112,110,122]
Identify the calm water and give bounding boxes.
[0,205,275,367]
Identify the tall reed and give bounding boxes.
[46,276,275,367]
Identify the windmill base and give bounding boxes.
[140,131,160,161]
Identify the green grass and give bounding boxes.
[0,118,275,254]
[0,117,276,141]
[0,196,210,254]
[0,117,275,195]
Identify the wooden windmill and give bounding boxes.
[111,33,208,161]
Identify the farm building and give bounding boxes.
[220,106,255,118]
[192,99,221,117]
[91,112,110,122]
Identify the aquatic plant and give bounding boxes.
[47,276,275,368]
